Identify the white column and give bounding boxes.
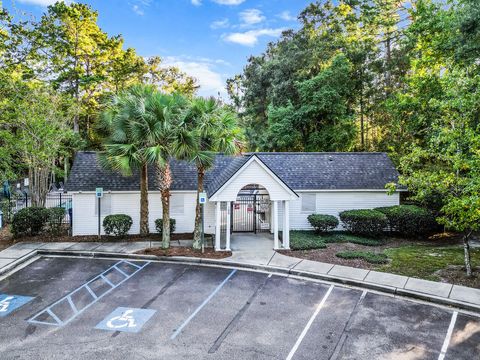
[226,201,231,251]
[273,200,279,249]
[215,201,221,251]
[284,200,290,249]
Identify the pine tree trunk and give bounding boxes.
[192,166,205,250]
[139,163,149,236]
[157,162,172,249]
[463,232,472,277]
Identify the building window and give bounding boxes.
[171,194,184,215]
[301,193,316,213]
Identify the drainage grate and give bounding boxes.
[28,260,150,327]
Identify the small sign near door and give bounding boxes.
[260,222,270,230]
[199,192,207,204]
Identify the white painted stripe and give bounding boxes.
[171,269,237,340]
[438,311,458,360]
[286,285,334,360]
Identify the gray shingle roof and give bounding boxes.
[66,151,401,194]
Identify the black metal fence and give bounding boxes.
[1,192,73,227]
[231,195,271,233]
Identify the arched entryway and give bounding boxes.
[209,155,297,252]
[232,184,271,234]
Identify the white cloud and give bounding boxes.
[239,9,265,26]
[278,11,296,22]
[223,28,285,47]
[191,0,202,6]
[17,0,65,5]
[212,0,245,5]
[132,5,144,16]
[163,56,228,98]
[210,18,230,29]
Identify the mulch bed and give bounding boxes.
[139,247,231,259]
[278,233,466,270]
[0,224,206,246]
[278,238,426,270]
[436,266,480,288]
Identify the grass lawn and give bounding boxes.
[379,245,480,281]
[285,230,480,287]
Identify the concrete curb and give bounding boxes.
[0,250,39,277]
[19,249,479,314]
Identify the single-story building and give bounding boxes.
[66,151,403,251]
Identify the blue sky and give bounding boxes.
[5,0,312,98]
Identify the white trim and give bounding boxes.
[273,201,279,249]
[215,202,221,251]
[71,188,405,195]
[71,190,197,195]
[209,155,298,201]
[295,189,407,193]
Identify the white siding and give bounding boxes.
[72,191,199,236]
[73,189,400,236]
[278,191,400,231]
[211,159,296,201]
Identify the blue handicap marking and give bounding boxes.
[95,307,156,333]
[0,293,34,317]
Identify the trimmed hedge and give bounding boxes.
[307,214,339,233]
[375,205,437,237]
[103,214,133,237]
[155,218,176,235]
[339,209,387,237]
[11,207,48,237]
[46,207,65,235]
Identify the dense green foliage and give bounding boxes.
[155,219,176,235]
[339,210,388,237]
[375,205,437,237]
[336,251,389,264]
[290,231,327,250]
[307,214,339,233]
[45,207,66,235]
[103,214,133,237]
[11,207,48,237]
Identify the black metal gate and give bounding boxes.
[231,195,270,233]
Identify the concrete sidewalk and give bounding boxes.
[0,240,479,313]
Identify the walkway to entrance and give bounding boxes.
[227,233,276,265]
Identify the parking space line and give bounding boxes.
[438,311,458,360]
[28,260,150,327]
[208,273,271,353]
[170,269,237,340]
[286,285,334,360]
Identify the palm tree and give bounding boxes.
[98,85,156,236]
[178,97,243,250]
[132,92,189,249]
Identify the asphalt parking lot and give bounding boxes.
[0,256,478,359]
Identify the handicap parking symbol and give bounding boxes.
[0,293,34,317]
[95,307,156,333]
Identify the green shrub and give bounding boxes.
[46,207,66,235]
[155,218,176,235]
[290,231,326,250]
[307,214,339,233]
[375,205,437,237]
[11,207,48,237]
[339,209,387,237]
[103,214,133,237]
[336,250,388,264]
